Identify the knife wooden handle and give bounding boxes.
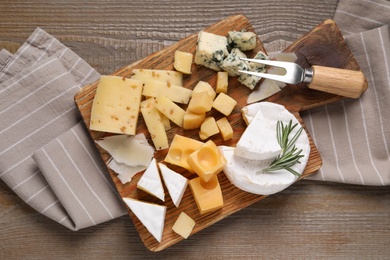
[308,65,368,98]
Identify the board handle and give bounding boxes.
[308,65,367,98]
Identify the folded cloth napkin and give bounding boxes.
[0,28,126,231]
[303,0,390,185]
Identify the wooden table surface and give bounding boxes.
[1,0,389,259]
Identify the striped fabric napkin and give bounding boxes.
[303,0,390,185]
[0,28,126,231]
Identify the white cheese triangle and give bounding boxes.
[96,133,154,167]
[158,163,188,207]
[137,158,165,201]
[123,198,166,243]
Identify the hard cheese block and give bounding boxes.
[90,76,143,135]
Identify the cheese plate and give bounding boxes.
[74,15,366,251]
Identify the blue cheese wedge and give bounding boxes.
[219,102,310,195]
[238,51,269,90]
[158,163,188,207]
[227,30,257,51]
[123,198,166,243]
[221,48,248,76]
[194,31,229,71]
[137,158,165,201]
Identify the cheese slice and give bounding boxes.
[108,159,147,184]
[158,163,188,207]
[154,95,185,127]
[95,133,154,167]
[137,158,165,201]
[141,79,192,104]
[90,76,143,135]
[123,198,166,243]
[131,69,183,86]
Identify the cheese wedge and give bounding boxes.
[123,198,166,243]
[90,76,143,135]
[137,158,165,201]
[158,163,188,207]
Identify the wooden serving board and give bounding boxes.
[74,15,366,251]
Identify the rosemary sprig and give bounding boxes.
[261,120,304,177]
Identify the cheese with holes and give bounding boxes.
[140,98,169,150]
[123,198,166,243]
[137,158,165,201]
[174,50,193,74]
[189,175,223,214]
[199,117,220,140]
[216,117,233,141]
[154,95,185,127]
[131,69,183,86]
[159,163,188,207]
[164,135,203,172]
[212,92,237,116]
[187,140,227,182]
[194,31,229,71]
[172,212,195,239]
[90,76,143,135]
[142,79,192,104]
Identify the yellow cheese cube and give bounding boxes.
[174,50,193,74]
[183,109,206,130]
[192,81,216,100]
[140,98,169,150]
[131,69,183,86]
[216,117,233,141]
[212,92,237,116]
[189,175,224,215]
[90,76,142,135]
[164,135,203,172]
[188,91,213,114]
[199,117,219,140]
[187,140,227,182]
[172,212,195,239]
[216,71,228,93]
[142,79,192,104]
[154,95,185,127]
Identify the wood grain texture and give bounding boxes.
[1,0,390,259]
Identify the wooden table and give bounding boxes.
[1,1,389,258]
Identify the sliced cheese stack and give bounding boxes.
[123,198,166,243]
[219,102,311,195]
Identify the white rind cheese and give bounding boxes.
[137,158,165,201]
[123,198,166,243]
[158,163,188,207]
[219,102,310,195]
[194,31,229,71]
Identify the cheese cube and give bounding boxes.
[187,140,227,182]
[154,95,185,127]
[192,81,216,100]
[194,31,229,71]
[142,79,192,104]
[238,51,268,90]
[90,76,143,135]
[216,71,228,94]
[213,93,237,116]
[199,117,220,140]
[172,212,195,239]
[216,117,233,141]
[183,109,206,130]
[131,69,183,86]
[188,91,213,114]
[220,48,248,76]
[164,135,203,172]
[174,50,193,74]
[140,98,169,150]
[189,175,223,215]
[227,31,257,51]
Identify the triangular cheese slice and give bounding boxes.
[158,163,188,207]
[123,198,166,243]
[137,158,165,201]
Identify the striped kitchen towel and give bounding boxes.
[302,0,390,185]
[0,28,126,231]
